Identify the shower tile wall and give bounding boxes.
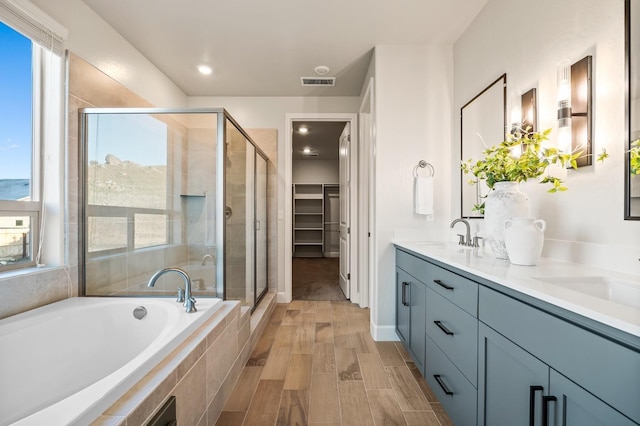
[183,126,217,291]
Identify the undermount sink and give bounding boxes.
[533,275,640,310]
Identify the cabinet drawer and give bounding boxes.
[425,334,477,426]
[426,262,478,316]
[396,249,428,283]
[426,288,478,386]
[479,286,640,423]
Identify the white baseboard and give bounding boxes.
[370,321,400,342]
[277,291,291,304]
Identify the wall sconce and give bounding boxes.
[557,56,593,167]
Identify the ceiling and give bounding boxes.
[81,0,487,97]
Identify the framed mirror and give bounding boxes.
[626,0,640,219]
[460,74,507,217]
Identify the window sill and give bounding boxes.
[0,265,65,281]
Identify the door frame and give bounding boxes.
[284,113,358,304]
[358,78,374,309]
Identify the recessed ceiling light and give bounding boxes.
[314,65,330,75]
[298,126,309,134]
[197,64,212,75]
[303,147,311,154]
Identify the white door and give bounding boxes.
[339,123,351,298]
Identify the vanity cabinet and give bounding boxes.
[478,323,635,426]
[396,248,479,426]
[479,286,640,425]
[423,260,479,426]
[395,250,427,373]
[394,244,640,426]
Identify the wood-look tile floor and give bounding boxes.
[216,300,453,426]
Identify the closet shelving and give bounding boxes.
[293,184,325,257]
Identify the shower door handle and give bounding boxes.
[255,220,261,230]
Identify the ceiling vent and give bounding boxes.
[301,77,335,87]
[302,151,319,157]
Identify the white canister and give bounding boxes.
[504,217,546,266]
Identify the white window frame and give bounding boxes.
[0,0,66,272]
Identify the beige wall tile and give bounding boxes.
[175,356,208,426]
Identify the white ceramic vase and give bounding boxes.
[504,217,546,265]
[484,181,529,259]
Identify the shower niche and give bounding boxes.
[79,108,269,310]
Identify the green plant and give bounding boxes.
[631,139,640,175]
[461,127,608,212]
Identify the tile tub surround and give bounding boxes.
[91,290,276,425]
[393,241,640,338]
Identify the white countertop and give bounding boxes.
[394,241,640,339]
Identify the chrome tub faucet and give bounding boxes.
[148,268,197,313]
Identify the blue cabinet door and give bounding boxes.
[408,277,426,373]
[396,269,410,344]
[549,369,637,426]
[478,323,549,426]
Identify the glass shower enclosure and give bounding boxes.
[78,108,268,310]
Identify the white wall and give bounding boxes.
[292,159,339,184]
[454,0,640,276]
[31,0,187,107]
[188,96,361,293]
[371,45,454,340]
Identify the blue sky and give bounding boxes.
[87,113,168,166]
[0,22,32,180]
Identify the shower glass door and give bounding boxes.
[224,117,268,309]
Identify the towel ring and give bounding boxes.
[413,160,435,177]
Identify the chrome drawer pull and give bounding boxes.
[434,320,454,336]
[433,374,454,395]
[434,279,454,290]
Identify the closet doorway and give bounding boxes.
[291,119,351,301]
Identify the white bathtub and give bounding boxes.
[0,296,223,426]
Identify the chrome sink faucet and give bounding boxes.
[450,218,481,247]
[148,268,197,313]
[201,254,215,266]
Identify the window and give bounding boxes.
[0,1,66,271]
[85,113,170,257]
[0,21,38,270]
